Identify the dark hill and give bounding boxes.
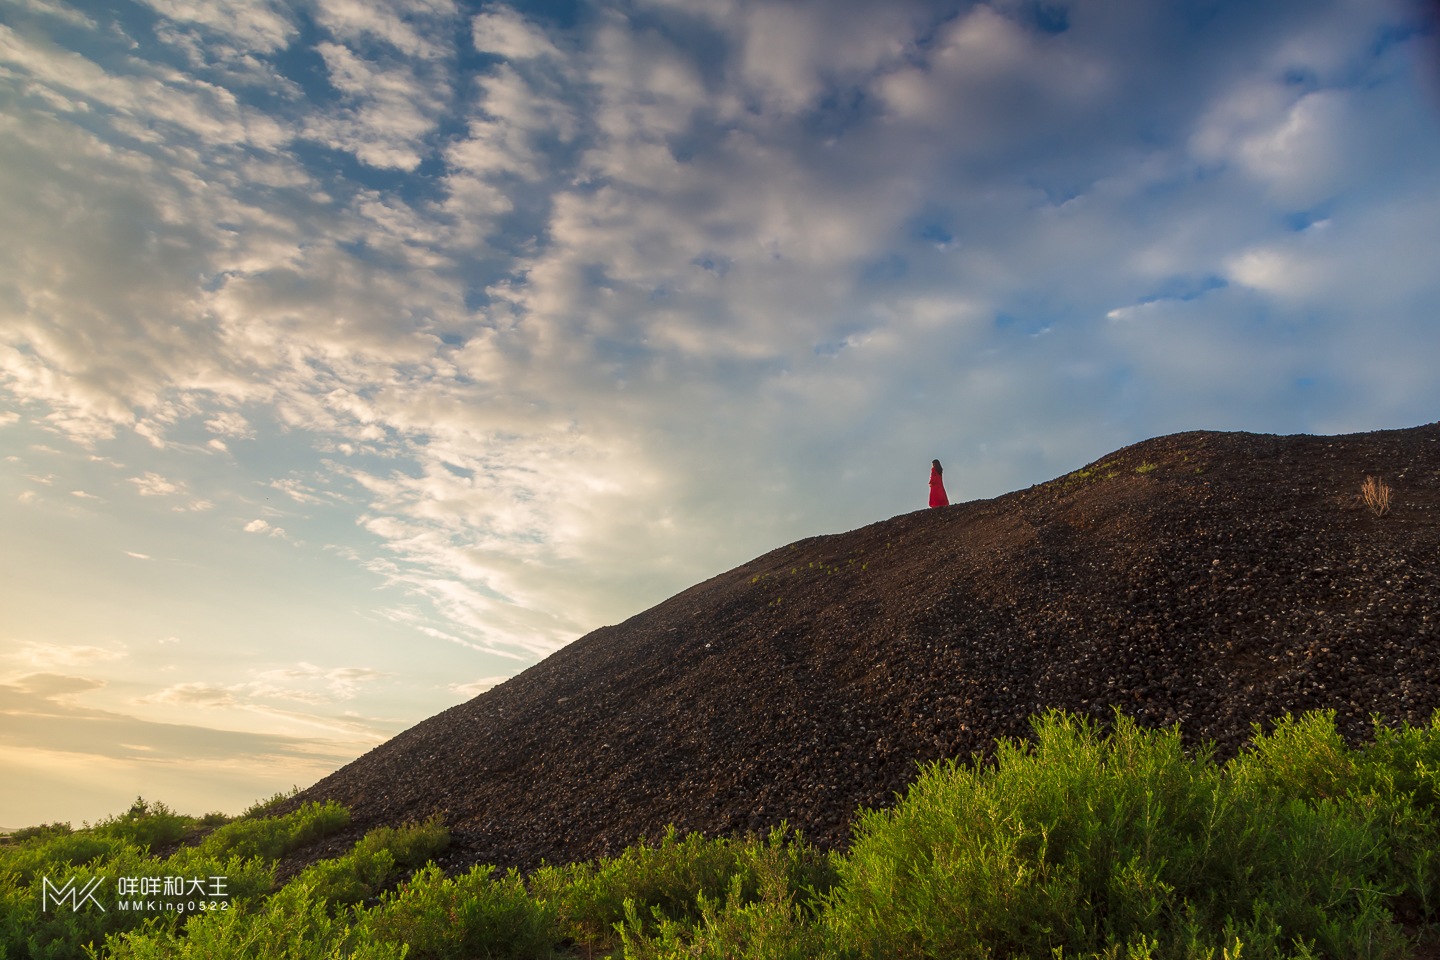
[284,423,1440,873]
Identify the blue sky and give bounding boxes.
[2,0,1439,827]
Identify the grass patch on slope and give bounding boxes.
[3,709,1438,959]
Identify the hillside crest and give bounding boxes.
[284,423,1440,873]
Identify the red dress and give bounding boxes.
[929,466,948,507]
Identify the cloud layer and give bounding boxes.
[2,0,1439,821]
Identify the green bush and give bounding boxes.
[1,868,34,959]
[528,823,836,954]
[529,826,743,945]
[824,710,1410,960]
[106,816,454,958]
[199,802,350,861]
[297,847,395,909]
[104,881,403,960]
[0,796,321,960]
[353,814,450,870]
[1,833,133,888]
[1226,711,1440,925]
[1354,713,1440,812]
[1350,716,1440,924]
[359,863,557,959]
[0,837,275,959]
[17,841,183,960]
[156,846,276,903]
[616,829,835,960]
[91,799,191,851]
[283,815,452,909]
[1226,712,1357,803]
[239,787,303,821]
[7,824,74,845]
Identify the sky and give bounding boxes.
[2,0,1439,828]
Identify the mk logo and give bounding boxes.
[41,876,106,912]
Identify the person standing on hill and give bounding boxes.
[929,459,949,507]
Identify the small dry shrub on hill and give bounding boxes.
[1362,476,1392,517]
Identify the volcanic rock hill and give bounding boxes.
[285,423,1440,873]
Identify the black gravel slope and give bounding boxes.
[278,423,1440,874]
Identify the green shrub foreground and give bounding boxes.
[2,709,1438,960]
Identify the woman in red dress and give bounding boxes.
[929,459,949,507]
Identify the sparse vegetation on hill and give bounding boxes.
[3,709,1439,959]
[1364,476,1395,517]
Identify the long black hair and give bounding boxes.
[931,459,943,475]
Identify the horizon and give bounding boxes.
[4,0,1440,828]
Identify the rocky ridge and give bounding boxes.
[280,423,1440,874]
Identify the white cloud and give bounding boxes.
[7,642,125,667]
[0,672,372,827]
[0,24,291,149]
[304,41,449,170]
[312,0,456,61]
[251,663,393,701]
[0,97,283,447]
[0,673,366,789]
[874,4,1106,138]
[1191,82,1360,208]
[137,681,241,708]
[139,0,297,56]
[133,666,398,739]
[129,471,184,496]
[242,518,292,539]
[0,0,96,30]
[268,476,327,504]
[204,411,252,437]
[446,64,574,182]
[724,0,920,115]
[472,7,560,61]
[3,672,105,701]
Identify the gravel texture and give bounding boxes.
[277,423,1440,875]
